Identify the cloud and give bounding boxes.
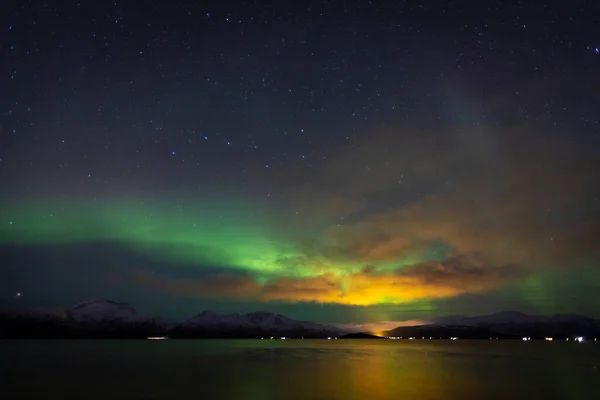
[131,119,599,308]
[279,122,600,271]
[396,254,525,292]
[134,253,527,306]
[113,110,599,309]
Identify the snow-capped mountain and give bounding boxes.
[431,311,598,327]
[0,300,344,338]
[431,311,536,326]
[0,299,168,338]
[180,310,322,329]
[171,310,344,338]
[66,300,143,324]
[9,300,596,340]
[395,311,600,339]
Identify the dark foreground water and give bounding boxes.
[2,340,599,400]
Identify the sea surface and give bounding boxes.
[2,339,599,400]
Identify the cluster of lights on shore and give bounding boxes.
[146,336,341,340]
[384,336,596,342]
[260,337,339,340]
[523,336,588,343]
[257,335,596,342]
[147,336,597,341]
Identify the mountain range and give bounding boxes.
[0,299,344,339]
[1,301,599,339]
[383,311,600,339]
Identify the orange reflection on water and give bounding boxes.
[3,340,599,400]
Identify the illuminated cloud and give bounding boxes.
[2,121,599,309]
[134,253,527,306]
[281,125,600,275]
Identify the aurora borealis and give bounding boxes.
[2,1,600,325]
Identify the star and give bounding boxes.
[2,0,600,332]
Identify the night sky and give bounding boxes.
[1,0,599,327]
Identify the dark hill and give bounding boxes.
[0,300,345,339]
[339,332,385,339]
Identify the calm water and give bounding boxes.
[2,340,599,399]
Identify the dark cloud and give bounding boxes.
[134,252,528,306]
[396,254,526,292]
[276,122,600,274]
[127,120,597,310]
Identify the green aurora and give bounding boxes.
[0,200,423,281]
[2,199,599,320]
